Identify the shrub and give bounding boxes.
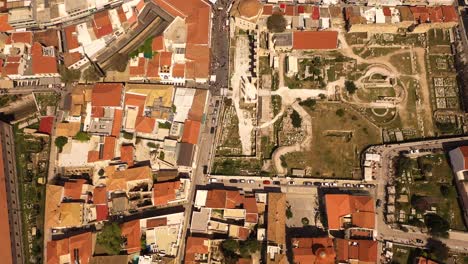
[267,14,287,33]
[58,65,81,84]
[74,131,91,141]
[54,136,68,153]
[335,108,345,117]
[424,213,450,237]
[122,132,134,140]
[290,110,302,128]
[345,80,357,94]
[96,223,123,255]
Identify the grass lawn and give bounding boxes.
[392,245,415,264]
[356,86,396,102]
[359,47,401,59]
[259,56,271,75]
[428,28,451,47]
[284,103,381,179]
[212,158,262,175]
[389,52,413,75]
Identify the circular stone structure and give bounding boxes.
[238,0,262,19]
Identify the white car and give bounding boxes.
[330,182,338,187]
[247,179,255,184]
[343,183,352,187]
[209,178,218,183]
[288,181,295,185]
[322,182,330,187]
[239,179,246,183]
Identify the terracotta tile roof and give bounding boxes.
[428,6,444,23]
[284,5,295,16]
[45,185,64,230]
[88,151,100,163]
[186,5,210,45]
[129,57,146,76]
[298,5,305,14]
[152,35,165,51]
[185,237,209,263]
[383,7,391,17]
[153,181,180,206]
[64,179,86,200]
[135,116,156,133]
[64,25,79,50]
[93,186,107,204]
[312,6,320,20]
[117,6,127,23]
[335,239,377,263]
[172,63,185,78]
[0,14,12,32]
[48,232,93,264]
[92,106,105,117]
[262,5,273,15]
[246,213,258,223]
[205,189,227,208]
[111,109,123,137]
[120,144,134,167]
[185,44,210,80]
[121,220,141,254]
[103,136,116,160]
[441,5,458,22]
[125,93,146,116]
[64,52,82,67]
[46,238,69,264]
[187,89,207,122]
[147,53,160,78]
[31,42,58,74]
[95,204,109,221]
[91,83,123,107]
[69,232,93,264]
[410,6,430,23]
[2,61,20,76]
[136,0,146,13]
[56,122,81,137]
[107,166,152,192]
[9,32,33,44]
[226,190,244,209]
[267,193,286,245]
[159,51,172,67]
[292,237,336,264]
[146,217,167,228]
[238,227,250,240]
[93,10,113,38]
[243,197,258,214]
[293,31,338,50]
[181,119,201,144]
[325,194,375,230]
[38,116,54,135]
[237,259,252,264]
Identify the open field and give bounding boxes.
[283,103,381,179]
[389,52,414,75]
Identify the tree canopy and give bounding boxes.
[83,66,101,82]
[96,223,123,255]
[58,65,81,84]
[54,136,68,153]
[345,80,357,94]
[425,238,449,262]
[267,14,287,33]
[424,213,450,237]
[109,53,129,72]
[74,131,91,142]
[290,110,302,128]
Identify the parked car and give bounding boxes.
[209,178,218,183]
[247,179,255,184]
[202,165,208,174]
[239,179,246,183]
[358,184,366,188]
[229,179,238,183]
[365,184,376,188]
[416,239,424,244]
[210,127,215,134]
[322,182,330,187]
[273,181,281,185]
[303,181,313,186]
[288,181,295,185]
[263,180,271,185]
[330,182,338,187]
[376,199,382,207]
[343,183,352,187]
[313,182,322,186]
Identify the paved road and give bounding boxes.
[210,0,231,94]
[176,95,219,262]
[371,136,468,252]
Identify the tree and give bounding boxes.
[439,185,450,197]
[424,213,450,237]
[290,110,302,128]
[286,205,293,219]
[299,98,316,110]
[109,53,129,72]
[98,168,105,176]
[345,80,357,94]
[421,163,433,175]
[221,239,240,264]
[267,14,287,33]
[83,66,101,82]
[301,217,310,226]
[239,239,260,258]
[335,108,345,117]
[96,223,123,255]
[425,238,449,262]
[74,131,90,141]
[54,136,68,153]
[58,65,81,84]
[147,142,158,148]
[397,155,412,176]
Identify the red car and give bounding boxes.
[263,180,271,185]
